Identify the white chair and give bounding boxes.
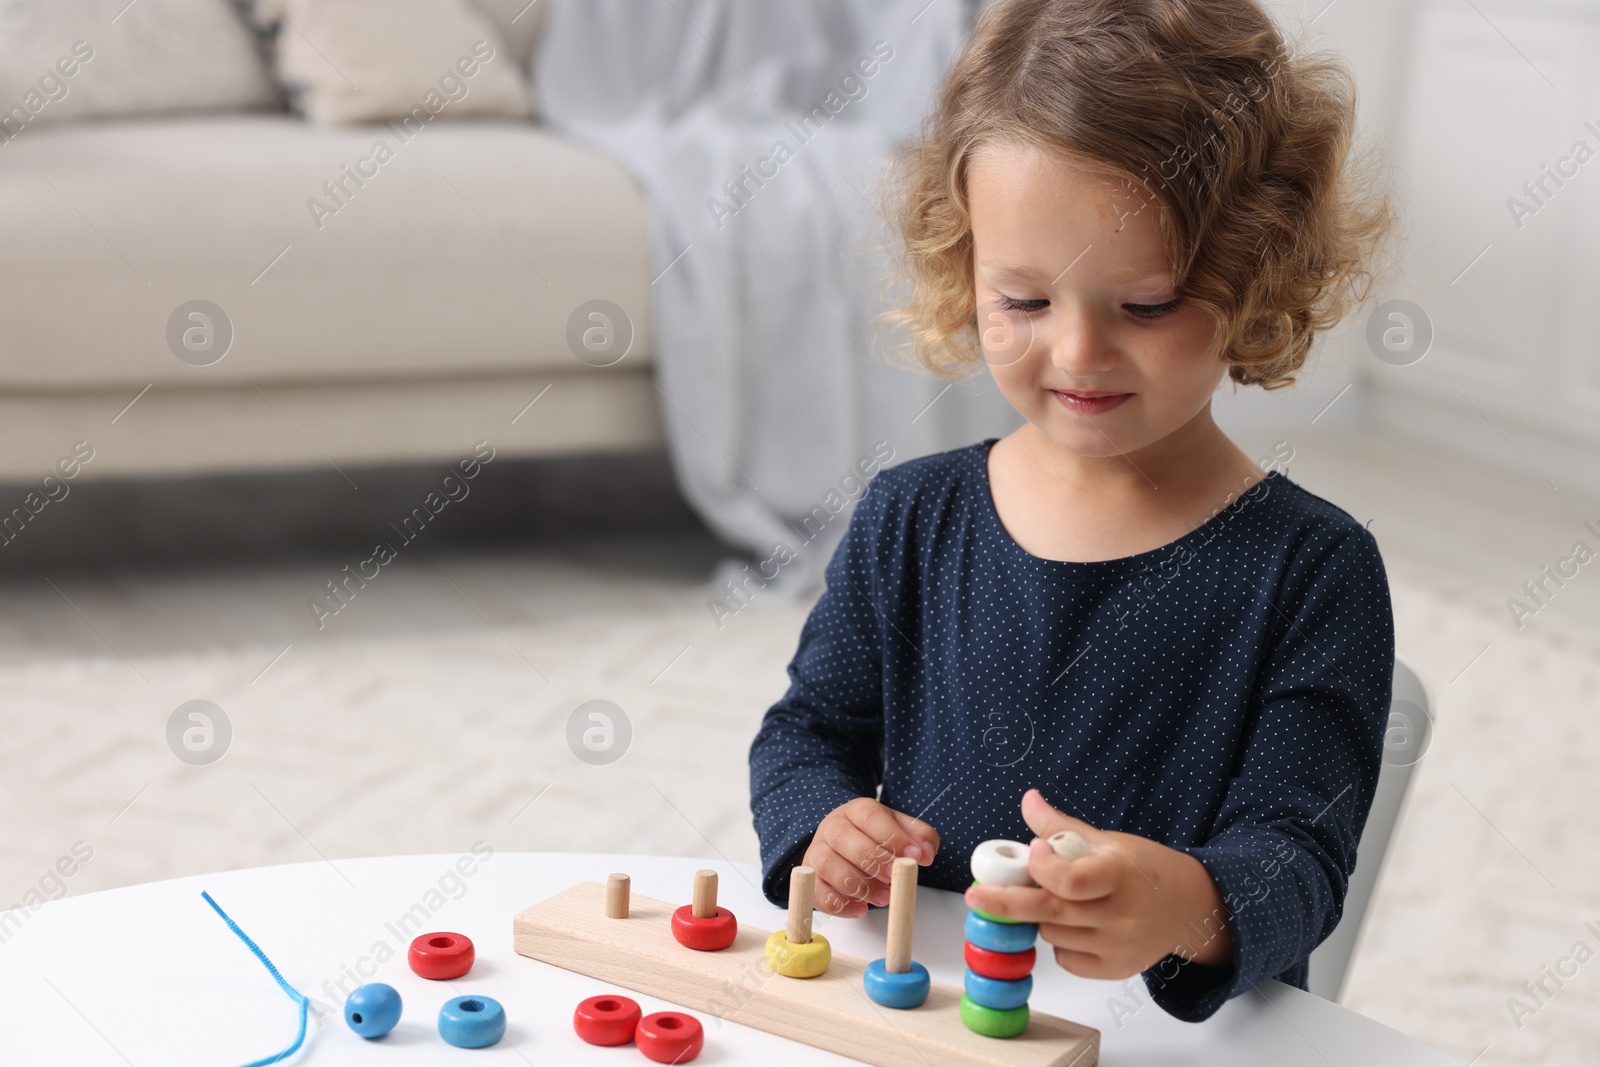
[1307,658,1429,1001]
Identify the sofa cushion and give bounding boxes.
[274,0,533,126]
[232,0,545,120]
[470,0,550,71]
[0,115,653,387]
[0,0,280,135]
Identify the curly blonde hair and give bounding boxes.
[879,0,1395,390]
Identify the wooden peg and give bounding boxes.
[787,866,815,945]
[692,869,718,919]
[605,873,630,919]
[885,857,917,974]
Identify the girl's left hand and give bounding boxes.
[962,788,1234,980]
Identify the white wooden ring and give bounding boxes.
[1046,830,1093,862]
[970,839,1032,886]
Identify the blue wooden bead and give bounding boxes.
[862,958,931,1009]
[965,968,1033,1011]
[438,995,506,1048]
[965,909,1038,954]
[344,983,401,1038]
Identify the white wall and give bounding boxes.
[1366,0,1600,498]
[1224,0,1600,500]
[1214,0,1420,437]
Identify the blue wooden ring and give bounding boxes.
[862,958,930,1009]
[964,969,1033,1011]
[965,909,1038,953]
[438,995,505,1048]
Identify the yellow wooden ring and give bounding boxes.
[764,930,831,978]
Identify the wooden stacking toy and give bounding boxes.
[671,869,738,951]
[515,870,1101,1065]
[862,857,931,1009]
[765,864,831,977]
[962,840,1037,1038]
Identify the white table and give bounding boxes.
[0,852,1461,1065]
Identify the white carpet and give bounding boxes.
[1342,563,1600,1067]
[2,558,1595,1065]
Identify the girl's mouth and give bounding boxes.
[1051,390,1132,415]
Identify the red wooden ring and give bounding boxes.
[670,905,737,951]
[964,941,1036,982]
[408,932,474,980]
[573,994,641,1046]
[636,1011,704,1063]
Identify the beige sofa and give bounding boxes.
[0,10,661,483]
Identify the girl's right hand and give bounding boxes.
[801,797,941,917]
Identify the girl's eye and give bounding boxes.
[994,295,1180,319]
[1126,299,1180,320]
[996,295,1049,314]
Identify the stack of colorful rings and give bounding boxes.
[961,839,1037,1038]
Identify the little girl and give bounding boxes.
[748,0,1395,1023]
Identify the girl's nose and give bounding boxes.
[1044,307,1117,376]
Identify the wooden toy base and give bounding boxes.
[513,881,1099,1067]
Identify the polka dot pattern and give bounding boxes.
[748,438,1396,1021]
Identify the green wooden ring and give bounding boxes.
[764,930,831,978]
[968,880,1021,924]
[959,993,1029,1038]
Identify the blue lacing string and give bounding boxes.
[202,890,311,1066]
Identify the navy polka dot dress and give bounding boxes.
[748,437,1395,1021]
